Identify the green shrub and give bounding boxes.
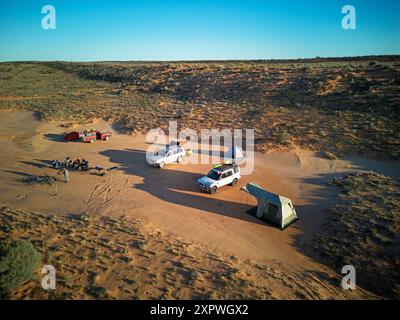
[0,239,41,297]
[277,132,292,145]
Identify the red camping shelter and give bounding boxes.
[64,131,80,141]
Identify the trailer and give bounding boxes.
[79,129,111,143]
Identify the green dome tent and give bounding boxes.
[241,182,298,230]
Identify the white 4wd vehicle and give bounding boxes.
[148,145,186,168]
[197,164,241,194]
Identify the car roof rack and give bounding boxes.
[212,163,238,171]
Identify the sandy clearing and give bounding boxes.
[0,109,399,275]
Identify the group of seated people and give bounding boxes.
[51,157,89,171]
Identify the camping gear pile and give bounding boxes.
[51,157,117,177]
[23,175,55,185]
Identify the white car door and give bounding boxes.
[171,149,181,163]
[217,172,227,187]
[165,151,174,164]
[226,169,234,185]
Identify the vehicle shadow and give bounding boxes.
[100,148,265,226]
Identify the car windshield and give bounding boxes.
[207,170,221,180]
[157,149,167,157]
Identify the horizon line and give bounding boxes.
[2,54,400,64]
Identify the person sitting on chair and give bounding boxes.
[73,158,81,169]
[81,159,89,171]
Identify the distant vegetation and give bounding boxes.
[0,56,399,158]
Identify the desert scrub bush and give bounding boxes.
[0,239,41,297]
[277,131,292,145]
[86,285,109,299]
[189,270,200,284]
[132,239,148,250]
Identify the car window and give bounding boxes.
[207,170,220,180]
[220,172,227,179]
[226,170,233,177]
[166,151,172,157]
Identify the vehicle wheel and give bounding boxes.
[231,178,238,186]
[210,186,217,194]
[177,156,183,163]
[158,162,165,169]
[90,139,95,143]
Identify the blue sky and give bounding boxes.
[0,0,399,61]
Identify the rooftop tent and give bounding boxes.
[241,183,298,230]
[225,146,245,164]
